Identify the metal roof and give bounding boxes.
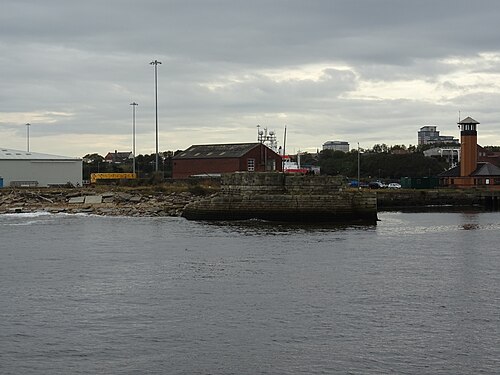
[173,143,263,159]
[0,148,81,161]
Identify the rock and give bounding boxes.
[66,192,82,198]
[68,197,85,204]
[0,188,207,217]
[116,193,132,201]
[84,195,102,204]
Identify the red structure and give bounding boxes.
[172,143,282,179]
[439,117,500,188]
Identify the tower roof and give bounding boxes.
[458,116,480,125]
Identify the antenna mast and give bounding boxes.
[283,125,287,156]
[257,125,278,152]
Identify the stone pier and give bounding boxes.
[183,172,377,223]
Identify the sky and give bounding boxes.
[2,0,500,158]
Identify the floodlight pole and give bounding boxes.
[26,123,31,152]
[150,59,162,173]
[130,102,138,174]
[357,142,361,190]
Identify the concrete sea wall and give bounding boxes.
[377,189,500,209]
[183,172,378,223]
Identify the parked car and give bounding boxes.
[348,180,369,188]
[388,182,402,189]
[369,181,384,189]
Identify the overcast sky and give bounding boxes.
[2,0,500,157]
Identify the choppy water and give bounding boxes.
[1,211,499,374]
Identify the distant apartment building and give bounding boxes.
[418,126,459,145]
[323,141,349,152]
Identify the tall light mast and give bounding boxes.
[130,102,138,174]
[150,59,162,173]
[26,123,31,152]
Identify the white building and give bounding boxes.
[418,126,458,145]
[323,141,349,152]
[0,148,82,187]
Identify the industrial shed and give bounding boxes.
[172,143,282,179]
[0,148,82,187]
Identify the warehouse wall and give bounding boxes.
[0,159,82,187]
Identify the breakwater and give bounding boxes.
[182,172,378,223]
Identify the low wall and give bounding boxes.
[377,189,500,209]
[221,172,343,194]
[183,172,377,223]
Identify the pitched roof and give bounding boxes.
[438,165,460,177]
[438,162,500,177]
[458,116,480,124]
[0,148,80,160]
[105,151,132,157]
[173,143,263,159]
[104,151,132,162]
[471,162,500,176]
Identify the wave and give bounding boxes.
[1,211,53,218]
[0,211,95,226]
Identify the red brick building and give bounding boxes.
[104,151,133,164]
[439,117,500,189]
[172,143,282,179]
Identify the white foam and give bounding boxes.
[2,211,52,218]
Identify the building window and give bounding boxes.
[247,158,255,171]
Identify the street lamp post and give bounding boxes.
[150,59,162,173]
[130,102,138,174]
[26,123,31,152]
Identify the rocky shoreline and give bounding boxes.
[2,186,498,217]
[0,188,207,217]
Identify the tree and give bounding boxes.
[318,149,448,179]
[371,143,389,153]
[390,144,407,152]
[318,150,357,176]
[83,153,104,164]
[82,153,105,180]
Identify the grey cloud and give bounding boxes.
[2,0,500,155]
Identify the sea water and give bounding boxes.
[1,211,499,374]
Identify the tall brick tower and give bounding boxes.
[458,116,479,177]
